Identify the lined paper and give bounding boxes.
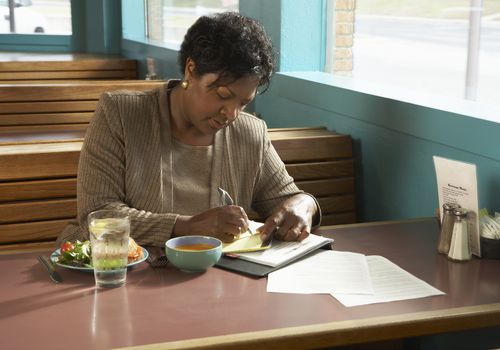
[331,255,445,307]
[267,250,373,294]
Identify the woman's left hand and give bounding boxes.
[259,194,317,242]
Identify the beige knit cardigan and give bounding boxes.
[57,81,319,247]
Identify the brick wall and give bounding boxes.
[333,0,355,75]
[147,0,163,42]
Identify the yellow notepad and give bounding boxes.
[222,221,271,254]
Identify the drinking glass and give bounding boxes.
[88,210,130,288]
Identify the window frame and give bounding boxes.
[0,0,120,53]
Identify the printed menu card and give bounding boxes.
[433,156,480,256]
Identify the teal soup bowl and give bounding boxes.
[165,236,222,272]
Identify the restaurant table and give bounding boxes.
[1,218,500,350]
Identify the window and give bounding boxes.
[325,0,500,109]
[146,0,238,48]
[0,0,71,34]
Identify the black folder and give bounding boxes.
[215,255,280,277]
[215,241,333,278]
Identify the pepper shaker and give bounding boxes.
[437,203,460,254]
[448,208,472,262]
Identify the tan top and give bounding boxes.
[57,80,319,247]
[171,138,213,215]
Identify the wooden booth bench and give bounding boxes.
[0,80,165,137]
[0,80,356,247]
[0,128,356,247]
[0,52,137,83]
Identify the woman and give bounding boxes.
[57,12,320,247]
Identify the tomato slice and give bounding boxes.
[61,242,75,253]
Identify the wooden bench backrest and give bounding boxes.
[0,126,355,245]
[0,81,166,137]
[0,53,137,82]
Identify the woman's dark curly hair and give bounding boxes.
[179,12,275,93]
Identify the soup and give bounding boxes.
[176,243,216,251]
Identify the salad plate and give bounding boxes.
[50,247,149,272]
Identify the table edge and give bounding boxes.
[112,303,500,350]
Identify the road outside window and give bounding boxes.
[0,0,71,35]
[327,0,500,109]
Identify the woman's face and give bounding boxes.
[182,69,259,136]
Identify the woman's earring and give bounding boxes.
[181,80,189,89]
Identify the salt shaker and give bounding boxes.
[437,203,460,254]
[448,208,472,262]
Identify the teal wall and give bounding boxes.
[121,0,145,41]
[279,0,326,71]
[81,0,121,53]
[256,72,500,222]
[240,0,325,71]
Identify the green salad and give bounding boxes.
[57,240,92,268]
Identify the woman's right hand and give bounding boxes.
[173,206,249,242]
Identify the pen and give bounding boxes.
[217,187,234,206]
[217,187,252,236]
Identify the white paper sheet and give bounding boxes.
[331,256,445,307]
[267,250,373,294]
[433,156,480,256]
